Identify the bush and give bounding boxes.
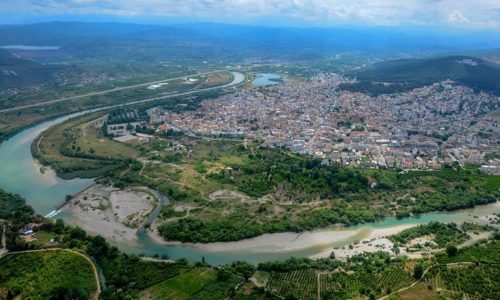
[414,264,423,280]
[446,245,458,256]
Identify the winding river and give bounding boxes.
[0,71,499,264]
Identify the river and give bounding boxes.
[0,71,498,264]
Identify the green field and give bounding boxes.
[266,269,318,300]
[141,267,241,300]
[0,249,97,299]
[33,112,135,179]
[261,256,414,300]
[434,264,500,299]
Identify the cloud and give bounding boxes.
[1,0,499,29]
[447,10,470,24]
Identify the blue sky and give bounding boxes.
[1,0,499,29]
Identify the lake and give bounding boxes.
[1,45,60,51]
[252,73,282,86]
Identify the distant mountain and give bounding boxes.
[341,56,500,96]
[0,22,499,62]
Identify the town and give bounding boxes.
[127,73,500,172]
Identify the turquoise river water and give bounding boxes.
[0,85,498,264]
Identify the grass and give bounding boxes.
[73,115,139,159]
[197,72,233,89]
[252,271,271,287]
[484,175,500,191]
[30,230,58,247]
[0,250,97,299]
[34,111,139,179]
[390,281,445,300]
[141,267,216,299]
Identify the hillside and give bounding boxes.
[0,48,82,90]
[341,55,500,96]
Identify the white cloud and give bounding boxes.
[447,10,470,24]
[1,0,499,29]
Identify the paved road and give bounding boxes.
[0,70,236,114]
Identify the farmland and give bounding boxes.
[0,249,98,299]
[433,264,499,299]
[141,267,241,299]
[0,191,499,300]
[267,269,318,300]
[263,260,414,299]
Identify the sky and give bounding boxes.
[1,0,499,29]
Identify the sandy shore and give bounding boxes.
[63,184,158,243]
[147,219,417,258]
[310,224,416,259]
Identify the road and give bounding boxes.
[0,70,239,114]
[71,71,245,115]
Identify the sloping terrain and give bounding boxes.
[341,55,500,96]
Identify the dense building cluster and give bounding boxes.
[157,73,499,171]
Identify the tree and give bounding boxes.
[446,245,458,256]
[329,251,336,259]
[69,227,86,240]
[414,264,423,280]
[216,268,231,281]
[231,261,256,280]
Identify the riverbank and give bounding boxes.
[310,224,415,259]
[63,184,159,244]
[147,219,364,252]
[136,202,500,264]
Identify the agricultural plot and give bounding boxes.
[99,256,182,291]
[436,240,500,264]
[436,264,500,299]
[320,272,361,300]
[0,250,97,299]
[266,269,318,300]
[141,267,217,299]
[371,264,414,295]
[319,265,412,299]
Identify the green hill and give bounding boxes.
[0,49,82,90]
[341,56,500,96]
[0,250,97,299]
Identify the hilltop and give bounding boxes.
[341,55,500,96]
